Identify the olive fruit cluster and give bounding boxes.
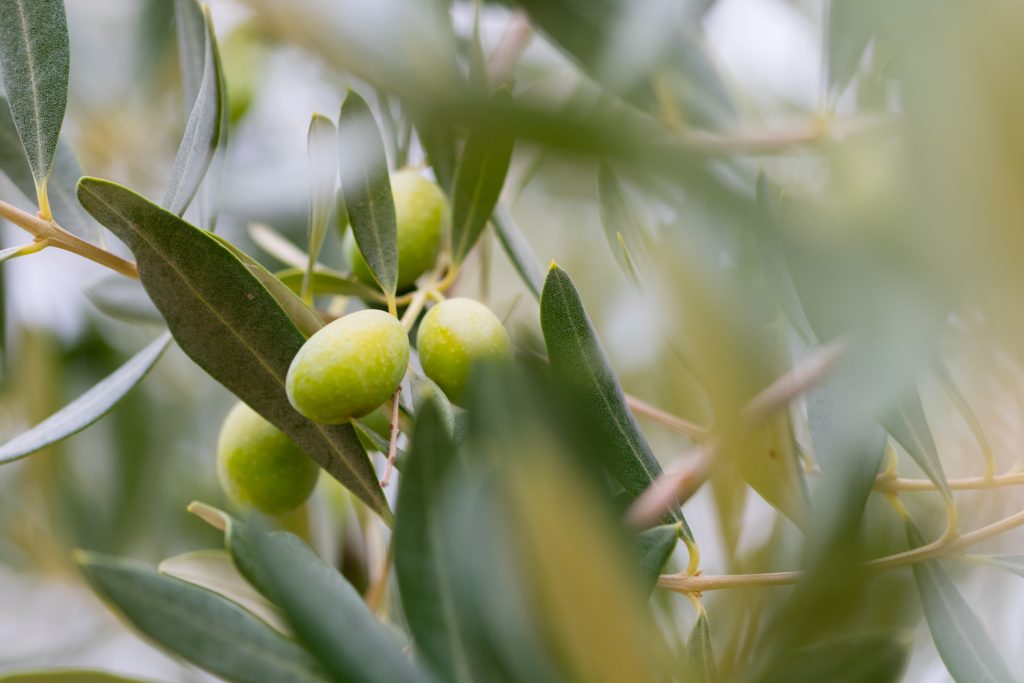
[215,171,514,512]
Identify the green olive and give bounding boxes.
[348,169,447,289]
[286,309,410,423]
[217,401,320,515]
[416,298,513,406]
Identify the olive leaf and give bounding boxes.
[394,399,472,683]
[971,555,1024,578]
[877,389,951,500]
[0,672,150,683]
[827,0,887,98]
[414,113,457,191]
[303,113,338,303]
[227,518,430,683]
[77,552,329,683]
[158,549,289,635]
[633,523,679,595]
[540,264,693,541]
[173,0,205,112]
[275,266,381,302]
[0,332,171,465]
[907,522,1015,683]
[492,206,543,300]
[76,178,390,521]
[685,610,719,683]
[338,90,397,299]
[597,162,647,284]
[0,0,69,216]
[450,89,514,263]
[163,1,224,216]
[749,632,907,683]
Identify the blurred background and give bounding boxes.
[2,0,1024,680]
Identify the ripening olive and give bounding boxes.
[348,169,447,289]
[217,401,320,515]
[286,309,410,423]
[416,298,513,406]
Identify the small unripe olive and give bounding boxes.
[217,401,320,515]
[348,170,447,289]
[286,309,410,423]
[416,298,512,406]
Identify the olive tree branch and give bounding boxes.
[0,197,138,278]
[657,504,1024,594]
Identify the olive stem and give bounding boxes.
[0,198,138,278]
[380,387,402,487]
[657,505,1024,593]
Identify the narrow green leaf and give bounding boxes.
[77,178,390,521]
[540,264,692,540]
[394,399,472,683]
[878,390,951,500]
[163,3,224,216]
[249,222,313,270]
[0,672,152,683]
[229,520,429,683]
[275,266,382,302]
[303,113,338,303]
[414,115,457,190]
[84,275,164,324]
[685,610,719,683]
[491,206,543,300]
[751,632,907,683]
[468,2,488,91]
[907,522,1015,683]
[77,552,328,683]
[0,0,69,211]
[408,371,455,436]
[827,0,886,98]
[0,332,171,465]
[597,162,647,284]
[158,549,289,635]
[338,90,397,298]
[450,90,514,263]
[0,95,104,243]
[633,523,678,595]
[173,0,205,113]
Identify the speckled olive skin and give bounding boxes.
[217,402,320,515]
[349,169,447,289]
[286,309,410,423]
[417,298,512,406]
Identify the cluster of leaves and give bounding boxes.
[1,0,1023,682]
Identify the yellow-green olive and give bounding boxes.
[416,298,512,406]
[217,401,319,515]
[348,169,447,289]
[286,309,410,423]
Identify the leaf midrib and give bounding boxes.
[80,184,382,506]
[13,0,46,178]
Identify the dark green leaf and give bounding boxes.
[540,264,692,540]
[84,275,164,324]
[0,95,104,243]
[77,552,328,683]
[338,90,397,298]
[632,523,678,595]
[229,520,429,683]
[0,672,152,683]
[752,631,907,683]
[685,610,718,683]
[76,178,390,521]
[878,390,951,500]
[394,399,472,683]
[468,3,488,91]
[450,90,514,263]
[414,114,456,190]
[163,3,224,216]
[408,371,455,436]
[304,113,338,303]
[491,206,543,300]
[0,332,171,465]
[907,523,1015,683]
[0,0,69,204]
[597,162,646,283]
